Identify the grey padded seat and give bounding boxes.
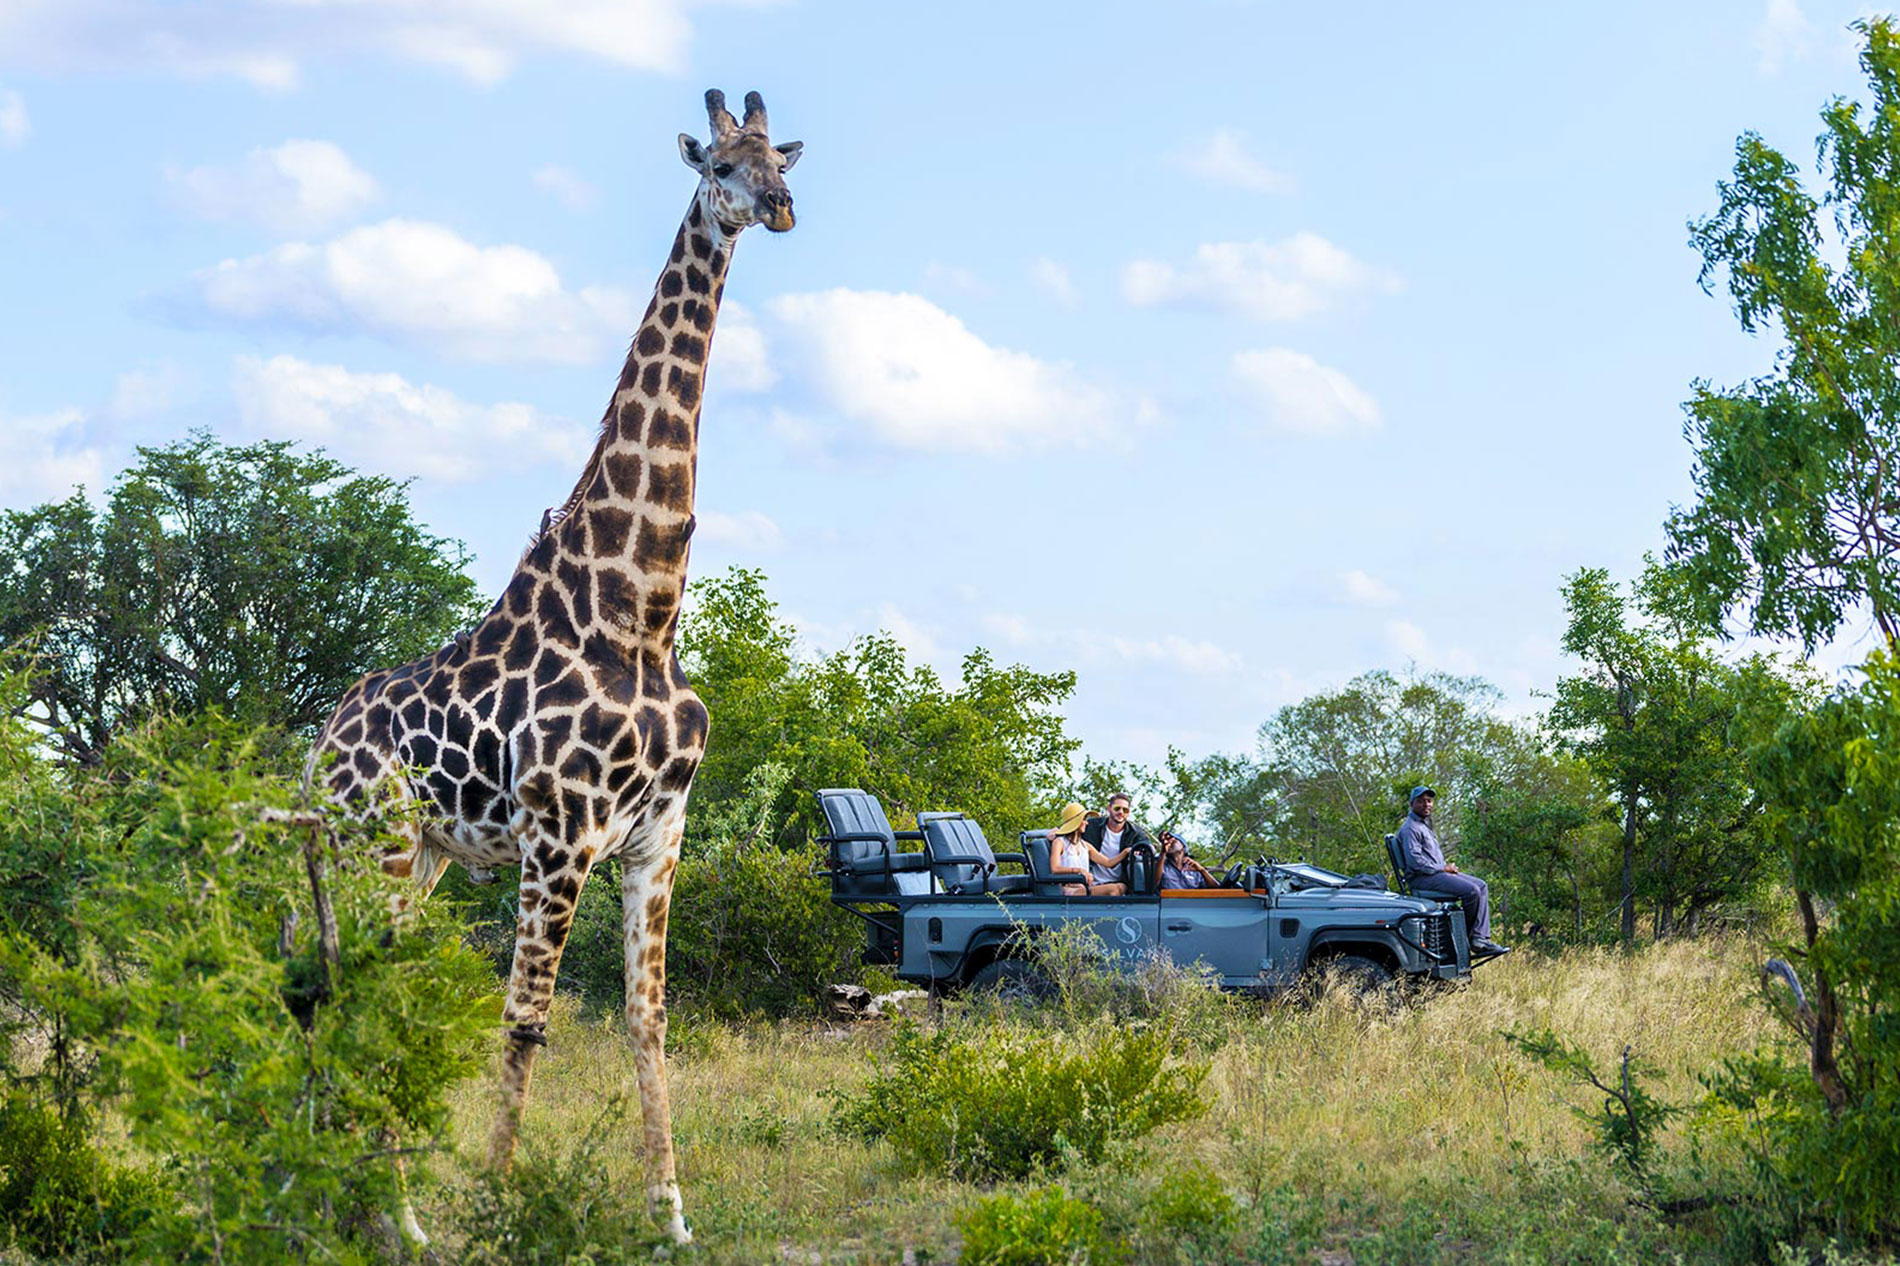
[1020,828,1086,896]
[1384,832,1461,902]
[818,788,931,897]
[918,812,1032,896]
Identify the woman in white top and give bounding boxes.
[1044,801,1128,897]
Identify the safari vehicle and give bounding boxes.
[817,788,1491,997]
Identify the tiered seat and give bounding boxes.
[818,788,932,898]
[918,812,1032,896]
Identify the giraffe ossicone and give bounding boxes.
[306,87,801,1246]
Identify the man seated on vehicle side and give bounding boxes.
[1157,827,1219,890]
[1081,792,1152,893]
[1395,786,1510,957]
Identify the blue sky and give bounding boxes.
[0,0,1881,769]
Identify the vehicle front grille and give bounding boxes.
[1414,913,1449,959]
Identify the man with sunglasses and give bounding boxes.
[1081,792,1153,890]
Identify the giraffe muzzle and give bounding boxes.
[759,190,795,232]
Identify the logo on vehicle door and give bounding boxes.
[1116,916,1142,945]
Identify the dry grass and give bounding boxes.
[429,935,1797,1264]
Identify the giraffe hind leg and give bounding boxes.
[621,816,690,1244]
[486,819,595,1170]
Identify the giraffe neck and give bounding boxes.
[524,190,736,653]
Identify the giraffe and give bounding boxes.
[306,88,799,1245]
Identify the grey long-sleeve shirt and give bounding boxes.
[1394,810,1446,876]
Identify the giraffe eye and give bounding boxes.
[711,163,734,178]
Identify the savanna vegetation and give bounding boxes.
[6,20,1900,1266]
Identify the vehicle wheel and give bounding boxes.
[1310,953,1399,1006]
[967,957,1054,1003]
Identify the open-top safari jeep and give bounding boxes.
[817,788,1492,997]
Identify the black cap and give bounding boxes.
[1409,785,1436,802]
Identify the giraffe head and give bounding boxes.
[678,89,801,235]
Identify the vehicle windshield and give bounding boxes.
[1273,862,1348,886]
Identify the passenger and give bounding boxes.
[1395,786,1510,957]
[1081,792,1152,892]
[1045,802,1097,896]
[1157,827,1219,889]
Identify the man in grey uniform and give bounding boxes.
[1395,786,1509,957]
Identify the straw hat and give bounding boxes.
[1050,801,1088,837]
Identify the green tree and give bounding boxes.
[1253,668,1516,875]
[1669,17,1900,651]
[1461,733,1613,939]
[0,432,483,764]
[1551,565,1805,941]
[677,567,1080,851]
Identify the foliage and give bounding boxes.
[1461,736,1613,939]
[452,1097,660,1264]
[0,1093,158,1260]
[680,567,1079,852]
[0,431,482,764]
[1503,1028,1679,1182]
[1727,650,1900,1240]
[1134,1162,1239,1258]
[0,679,497,1261]
[955,1184,1117,1266]
[1670,18,1900,650]
[832,1020,1205,1181]
[1550,563,1809,940]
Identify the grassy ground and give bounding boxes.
[423,935,1866,1265]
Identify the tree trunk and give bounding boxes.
[1620,791,1638,943]
[1796,888,1851,1113]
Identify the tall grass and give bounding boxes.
[422,935,1870,1264]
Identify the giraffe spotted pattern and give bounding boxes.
[306,89,799,1247]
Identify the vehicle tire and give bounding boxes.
[967,956,1054,1003]
[1310,953,1399,1007]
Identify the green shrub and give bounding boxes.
[450,1098,660,1264]
[832,1021,1205,1181]
[1136,1162,1237,1257]
[955,1185,1117,1266]
[0,699,498,1261]
[0,1095,157,1259]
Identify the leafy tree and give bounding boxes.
[1670,17,1900,650]
[1252,668,1517,875]
[1550,565,1806,941]
[1462,733,1614,940]
[1729,652,1900,1239]
[678,567,1080,851]
[0,432,483,764]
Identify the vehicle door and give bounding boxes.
[1157,892,1272,986]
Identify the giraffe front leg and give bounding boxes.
[486,826,593,1170]
[621,823,689,1244]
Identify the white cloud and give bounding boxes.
[1754,0,1813,74]
[761,289,1117,455]
[0,407,104,507]
[230,354,590,482]
[0,88,27,149]
[106,363,191,421]
[1386,618,1477,675]
[1029,256,1078,307]
[878,602,944,668]
[532,164,598,212]
[0,0,718,89]
[923,261,993,297]
[711,300,776,393]
[1338,569,1398,608]
[1231,347,1380,435]
[1122,232,1399,321]
[166,140,379,234]
[183,218,636,363]
[1177,128,1292,194]
[981,611,1244,677]
[696,509,782,552]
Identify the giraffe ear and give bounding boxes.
[775,141,803,171]
[679,134,708,172]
